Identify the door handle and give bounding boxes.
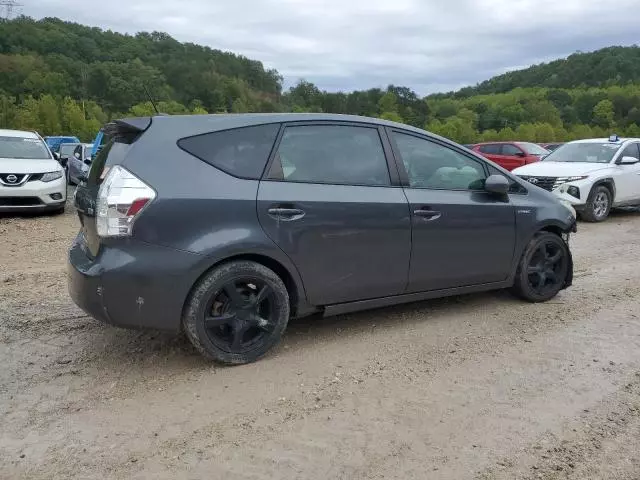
[414,209,442,221]
[267,207,306,221]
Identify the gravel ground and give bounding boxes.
[1,189,640,479]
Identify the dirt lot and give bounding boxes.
[1,190,640,480]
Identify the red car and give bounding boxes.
[472,142,550,171]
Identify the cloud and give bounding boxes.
[21,0,640,94]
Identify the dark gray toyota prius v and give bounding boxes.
[69,113,576,364]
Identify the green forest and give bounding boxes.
[1,16,640,143]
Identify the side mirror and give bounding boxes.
[485,174,510,195]
[515,151,527,158]
[53,152,60,161]
[619,156,639,165]
[74,152,81,159]
[83,159,92,166]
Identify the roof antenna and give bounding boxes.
[143,83,160,115]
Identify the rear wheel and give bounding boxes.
[581,185,611,222]
[512,232,570,302]
[183,261,290,365]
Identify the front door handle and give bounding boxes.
[267,207,306,221]
[414,209,442,221]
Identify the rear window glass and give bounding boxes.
[178,124,280,179]
[87,138,128,184]
[520,142,549,155]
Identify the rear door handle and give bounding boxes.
[267,207,306,221]
[414,209,442,221]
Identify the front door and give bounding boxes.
[257,123,411,306]
[498,144,527,171]
[389,130,516,292]
[614,142,640,203]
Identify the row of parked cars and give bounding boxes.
[464,138,640,222]
[2,114,639,365]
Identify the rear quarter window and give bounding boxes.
[177,124,280,179]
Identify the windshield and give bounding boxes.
[0,136,51,159]
[520,143,549,155]
[543,142,619,163]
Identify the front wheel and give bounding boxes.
[183,261,290,365]
[512,232,570,302]
[581,185,611,222]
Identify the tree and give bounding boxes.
[61,97,85,135]
[592,99,615,128]
[39,95,62,135]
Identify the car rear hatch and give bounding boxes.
[74,117,151,257]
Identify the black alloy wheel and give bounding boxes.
[525,241,566,296]
[204,278,276,353]
[513,232,569,302]
[183,261,290,364]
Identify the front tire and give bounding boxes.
[183,261,290,365]
[512,232,570,302]
[581,185,611,222]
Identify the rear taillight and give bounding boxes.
[96,165,156,237]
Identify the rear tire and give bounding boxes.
[581,185,611,222]
[183,261,290,365]
[512,232,570,302]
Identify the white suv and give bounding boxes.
[0,129,67,214]
[512,136,640,222]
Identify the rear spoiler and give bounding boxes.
[103,117,153,137]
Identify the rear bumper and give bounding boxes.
[68,233,204,331]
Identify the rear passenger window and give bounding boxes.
[501,144,523,155]
[479,144,501,154]
[268,125,390,186]
[178,124,280,179]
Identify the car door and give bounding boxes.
[388,129,516,293]
[499,144,527,171]
[613,142,640,203]
[257,122,411,306]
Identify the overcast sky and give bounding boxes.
[20,0,640,95]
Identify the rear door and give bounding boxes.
[257,122,411,306]
[389,129,516,292]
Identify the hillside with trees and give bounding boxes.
[1,16,639,144]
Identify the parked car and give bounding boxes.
[540,142,564,152]
[0,129,67,214]
[57,142,82,177]
[67,143,94,185]
[513,135,640,222]
[44,135,81,154]
[473,142,550,171]
[68,114,576,364]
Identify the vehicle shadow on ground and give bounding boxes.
[74,288,518,372]
[610,207,640,219]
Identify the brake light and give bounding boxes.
[96,165,156,237]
